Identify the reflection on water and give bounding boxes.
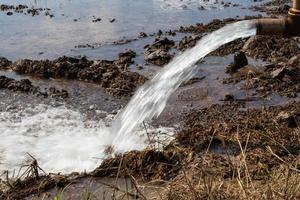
[0,0,263,60]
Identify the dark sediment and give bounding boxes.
[0,76,69,98]
[0,4,53,17]
[6,56,146,97]
[144,37,175,66]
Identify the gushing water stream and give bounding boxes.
[111,20,256,150]
[0,21,256,174]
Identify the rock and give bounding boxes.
[225,51,248,73]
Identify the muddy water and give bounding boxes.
[0,0,263,60]
[26,177,162,200]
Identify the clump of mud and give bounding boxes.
[114,49,136,69]
[0,76,69,98]
[0,4,54,17]
[5,56,146,97]
[144,38,175,66]
[0,57,12,69]
[0,76,39,93]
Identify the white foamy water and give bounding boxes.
[0,105,174,174]
[112,21,256,150]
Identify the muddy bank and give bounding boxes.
[96,101,300,199]
[0,3,53,17]
[224,46,300,97]
[1,55,146,97]
[144,38,175,66]
[0,75,68,98]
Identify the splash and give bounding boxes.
[111,20,256,150]
[0,105,174,174]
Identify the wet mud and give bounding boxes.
[1,56,146,97]
[0,3,54,17]
[0,75,68,98]
[144,38,175,66]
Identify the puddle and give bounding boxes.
[25,177,163,200]
[0,0,264,60]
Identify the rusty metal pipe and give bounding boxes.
[292,0,300,10]
[256,0,300,37]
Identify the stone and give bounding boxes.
[225,51,248,73]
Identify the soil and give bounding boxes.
[2,56,147,97]
[144,37,175,66]
[223,38,300,97]
[0,4,54,17]
[0,75,69,98]
[0,57,12,70]
[243,36,300,63]
[114,49,136,69]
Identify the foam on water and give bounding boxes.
[112,21,256,151]
[0,105,174,174]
